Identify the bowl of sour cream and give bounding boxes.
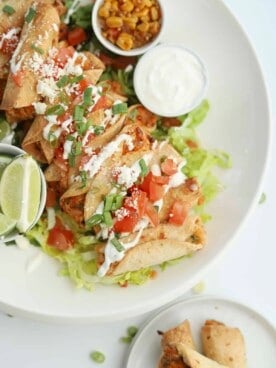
[133,44,208,117]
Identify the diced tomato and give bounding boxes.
[161,158,178,176]
[46,187,57,208]
[12,70,24,87]
[67,27,87,46]
[145,201,159,227]
[106,28,120,43]
[139,172,153,193]
[78,78,90,93]
[58,111,72,124]
[149,181,165,202]
[47,217,74,251]
[99,52,137,70]
[124,190,147,217]
[113,210,139,233]
[92,96,111,112]
[168,201,188,226]
[54,46,75,67]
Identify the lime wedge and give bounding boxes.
[0,154,12,179]
[0,213,16,236]
[0,120,11,141]
[0,155,42,233]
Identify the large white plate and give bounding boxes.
[126,296,276,367]
[0,0,271,322]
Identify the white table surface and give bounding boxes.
[1,1,276,367]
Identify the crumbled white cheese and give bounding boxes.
[37,78,59,102]
[0,27,20,50]
[32,102,47,115]
[115,165,141,188]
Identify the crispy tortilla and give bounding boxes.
[106,216,206,276]
[177,344,229,368]
[201,321,246,368]
[22,115,54,163]
[1,2,60,120]
[158,320,195,368]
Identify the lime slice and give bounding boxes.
[0,120,11,141]
[0,155,42,233]
[0,213,16,236]
[0,154,12,179]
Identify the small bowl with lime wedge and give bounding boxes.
[0,144,46,243]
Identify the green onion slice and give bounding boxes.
[112,102,128,115]
[139,158,148,177]
[103,211,113,227]
[46,105,65,116]
[30,44,44,54]
[86,214,103,228]
[83,87,92,107]
[111,238,124,252]
[74,105,84,122]
[90,351,105,364]
[56,75,69,88]
[2,5,15,15]
[25,7,36,23]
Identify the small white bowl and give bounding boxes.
[133,44,209,117]
[0,143,46,243]
[92,0,165,56]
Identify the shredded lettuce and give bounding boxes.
[26,218,154,290]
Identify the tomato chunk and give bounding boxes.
[169,201,188,226]
[124,190,147,217]
[152,175,169,185]
[67,27,87,46]
[54,46,75,67]
[12,70,24,87]
[113,210,139,233]
[161,158,178,176]
[92,96,112,112]
[139,172,153,193]
[149,181,165,202]
[47,217,74,250]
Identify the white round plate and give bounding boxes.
[0,0,271,322]
[126,296,276,368]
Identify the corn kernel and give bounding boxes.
[116,32,134,50]
[106,16,123,28]
[121,1,134,12]
[99,5,110,18]
[137,22,149,32]
[150,6,159,21]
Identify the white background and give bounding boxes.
[1,0,275,367]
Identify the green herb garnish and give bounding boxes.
[104,195,115,212]
[92,125,104,136]
[56,75,69,88]
[139,158,148,177]
[74,105,84,122]
[111,195,123,211]
[120,325,139,344]
[259,192,266,205]
[112,102,128,115]
[76,121,89,135]
[83,87,92,107]
[25,7,36,23]
[46,105,65,116]
[86,214,103,228]
[103,211,113,227]
[111,238,124,252]
[30,44,44,55]
[90,351,105,364]
[79,170,87,188]
[2,5,15,15]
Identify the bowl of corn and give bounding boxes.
[92,0,165,56]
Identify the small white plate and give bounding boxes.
[126,296,276,368]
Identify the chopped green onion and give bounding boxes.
[79,170,87,188]
[2,5,15,15]
[112,102,128,115]
[111,238,124,252]
[68,154,75,167]
[66,135,76,141]
[74,105,84,122]
[103,211,113,227]
[25,7,36,23]
[104,195,115,212]
[76,121,89,135]
[92,125,104,136]
[47,131,57,143]
[69,75,83,84]
[259,192,266,205]
[83,87,92,107]
[73,141,82,156]
[127,326,138,338]
[86,214,103,228]
[120,336,132,344]
[30,44,44,54]
[46,105,65,116]
[56,75,69,88]
[111,195,123,211]
[90,351,105,364]
[139,158,148,177]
